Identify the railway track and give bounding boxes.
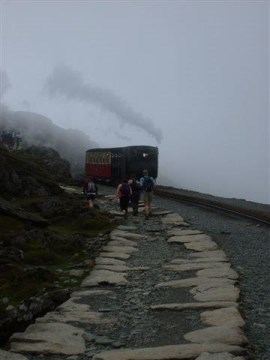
[154,186,270,226]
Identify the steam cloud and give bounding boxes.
[43,64,163,143]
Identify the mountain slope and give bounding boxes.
[1,110,98,176]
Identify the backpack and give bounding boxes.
[143,176,154,192]
[130,179,142,193]
[120,183,130,196]
[87,182,96,193]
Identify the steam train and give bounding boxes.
[85,145,158,184]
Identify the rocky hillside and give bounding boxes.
[1,109,99,176]
[0,145,68,199]
[0,146,114,345]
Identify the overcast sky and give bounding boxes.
[1,0,269,204]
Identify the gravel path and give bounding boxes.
[153,192,270,360]
[7,186,269,360]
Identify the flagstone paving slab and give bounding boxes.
[195,353,245,360]
[156,277,236,289]
[69,269,86,277]
[184,326,247,345]
[109,238,138,246]
[98,251,130,260]
[10,323,85,355]
[95,257,126,265]
[162,213,185,221]
[150,302,238,311]
[110,230,146,240]
[0,350,29,360]
[116,225,138,231]
[94,264,130,272]
[92,343,245,360]
[168,234,212,243]
[167,229,203,236]
[197,267,238,279]
[163,262,230,272]
[162,213,190,226]
[35,298,112,325]
[170,257,228,264]
[109,210,126,216]
[200,307,245,328]
[184,240,218,252]
[71,289,113,297]
[190,284,240,302]
[102,245,138,253]
[92,264,150,272]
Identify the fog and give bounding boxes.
[1,1,269,204]
[44,64,163,143]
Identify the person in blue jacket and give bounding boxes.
[140,169,155,219]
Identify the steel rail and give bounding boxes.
[154,187,270,226]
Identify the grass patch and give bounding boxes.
[22,236,85,265]
[0,216,25,239]
[0,265,57,308]
[0,242,88,313]
[50,209,115,237]
[0,186,115,317]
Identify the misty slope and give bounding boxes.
[1,110,98,176]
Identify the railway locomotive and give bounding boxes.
[85,145,158,184]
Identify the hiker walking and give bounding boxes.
[128,173,142,216]
[140,169,155,219]
[116,177,132,217]
[83,176,98,208]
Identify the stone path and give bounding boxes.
[2,196,248,359]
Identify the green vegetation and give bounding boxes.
[0,189,114,315]
[0,126,108,343]
[51,209,114,237]
[0,200,114,309]
[0,142,117,333]
[0,216,25,240]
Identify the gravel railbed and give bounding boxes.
[157,186,270,215]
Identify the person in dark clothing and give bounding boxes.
[116,177,132,217]
[128,174,142,216]
[83,176,98,208]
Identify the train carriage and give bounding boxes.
[85,145,158,184]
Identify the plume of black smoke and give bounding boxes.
[43,64,163,144]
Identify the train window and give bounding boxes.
[101,152,110,164]
[87,151,112,164]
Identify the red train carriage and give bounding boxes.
[85,145,158,184]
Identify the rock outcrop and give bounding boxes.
[0,146,63,198]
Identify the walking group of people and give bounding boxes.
[83,169,155,219]
[116,169,155,219]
